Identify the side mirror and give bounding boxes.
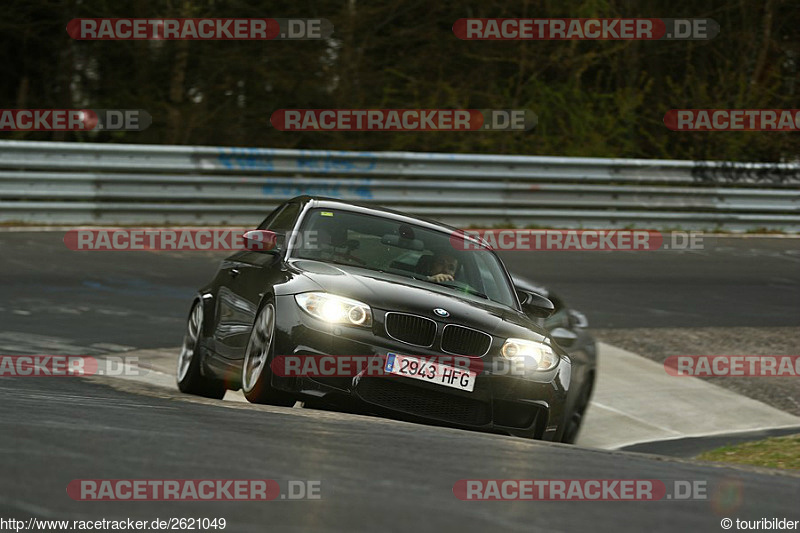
[550,327,578,348]
[242,230,280,252]
[517,289,555,318]
[568,309,589,329]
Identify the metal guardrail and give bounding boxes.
[0,140,798,230]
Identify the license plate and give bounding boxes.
[384,353,476,392]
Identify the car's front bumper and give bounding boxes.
[271,295,571,441]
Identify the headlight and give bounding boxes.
[501,338,558,371]
[294,292,372,327]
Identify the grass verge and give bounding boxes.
[696,434,800,470]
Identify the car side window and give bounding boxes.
[257,204,284,230]
[258,203,301,232]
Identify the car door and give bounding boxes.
[213,202,302,360]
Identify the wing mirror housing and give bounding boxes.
[568,309,589,328]
[517,289,555,318]
[550,327,579,348]
[242,230,281,253]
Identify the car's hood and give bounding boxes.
[288,259,547,340]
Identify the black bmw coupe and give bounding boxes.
[177,196,593,442]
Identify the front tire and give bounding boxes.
[561,377,594,444]
[176,302,226,399]
[241,300,295,406]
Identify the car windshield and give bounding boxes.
[292,208,517,308]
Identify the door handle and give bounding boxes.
[229,268,241,278]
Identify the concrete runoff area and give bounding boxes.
[577,343,800,449]
[94,342,800,451]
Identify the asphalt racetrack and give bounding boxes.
[1,231,799,531]
[1,232,798,351]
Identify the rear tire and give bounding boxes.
[176,302,226,399]
[242,300,295,406]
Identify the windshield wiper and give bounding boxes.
[423,278,491,300]
[458,286,489,300]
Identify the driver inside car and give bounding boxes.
[426,252,459,283]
